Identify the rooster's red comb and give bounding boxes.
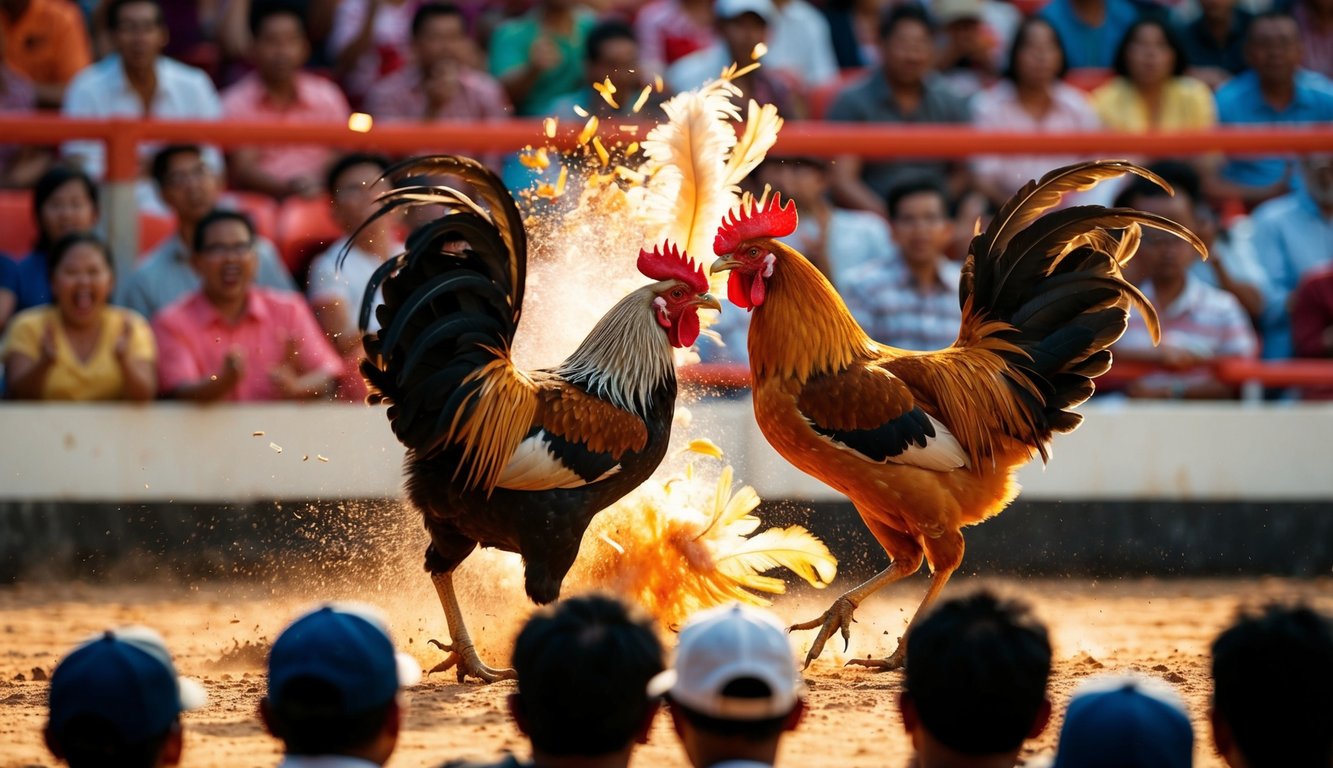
[637,241,708,293]
[713,193,799,256]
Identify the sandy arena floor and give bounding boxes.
[2,570,1330,768]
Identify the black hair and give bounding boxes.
[879,4,935,42]
[1112,17,1189,80]
[48,232,115,283]
[51,713,175,768]
[669,677,791,741]
[192,209,256,255]
[1111,160,1199,207]
[585,19,637,63]
[150,144,205,189]
[105,0,162,31]
[904,590,1052,756]
[32,165,98,252]
[512,594,664,756]
[1212,603,1333,768]
[411,2,465,39]
[886,178,949,220]
[326,152,393,196]
[1245,10,1299,45]
[248,0,308,40]
[267,676,395,756]
[1004,16,1069,83]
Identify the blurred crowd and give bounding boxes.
[1,0,1332,403]
[38,590,1333,768]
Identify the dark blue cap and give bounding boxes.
[1053,674,1193,768]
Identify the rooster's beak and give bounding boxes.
[695,293,722,312]
[710,256,739,275]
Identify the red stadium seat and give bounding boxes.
[809,68,867,121]
[0,189,37,258]
[225,191,279,242]
[276,196,343,286]
[138,211,177,255]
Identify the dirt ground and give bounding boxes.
[2,571,1330,768]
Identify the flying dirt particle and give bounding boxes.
[317,455,329,463]
[252,431,265,437]
[303,455,309,462]
[348,112,373,133]
[269,442,282,454]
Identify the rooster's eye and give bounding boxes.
[747,247,759,258]
[671,288,684,299]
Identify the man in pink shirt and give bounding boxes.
[220,3,350,200]
[154,209,343,402]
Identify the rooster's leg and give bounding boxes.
[427,571,517,683]
[789,561,917,669]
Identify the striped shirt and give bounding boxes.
[1117,277,1258,388]
[842,259,963,352]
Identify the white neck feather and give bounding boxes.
[553,287,676,415]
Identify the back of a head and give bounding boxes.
[904,590,1052,756]
[1212,603,1333,768]
[54,713,173,768]
[1052,674,1193,768]
[512,594,664,757]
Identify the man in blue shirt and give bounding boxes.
[1038,0,1144,69]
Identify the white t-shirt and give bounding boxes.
[307,237,395,335]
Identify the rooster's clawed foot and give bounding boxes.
[426,638,516,683]
[846,641,906,672]
[788,595,859,669]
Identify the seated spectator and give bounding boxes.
[10,165,98,316]
[153,209,341,401]
[668,0,801,118]
[822,0,882,70]
[44,625,206,768]
[262,604,420,767]
[307,152,398,402]
[765,0,840,94]
[218,0,339,78]
[551,19,665,121]
[326,0,420,109]
[0,0,92,108]
[1052,674,1193,768]
[1293,0,1333,79]
[826,5,972,218]
[1092,18,1216,132]
[1038,0,1145,70]
[1208,12,1333,208]
[1246,153,1333,359]
[971,17,1104,210]
[1175,0,1252,89]
[2,232,156,401]
[488,0,598,117]
[900,590,1052,768]
[0,31,49,189]
[118,144,294,319]
[932,0,1007,100]
[220,1,351,200]
[1210,602,1333,768]
[61,0,223,212]
[843,180,963,352]
[634,0,715,79]
[444,595,663,768]
[365,3,509,121]
[1112,179,1257,398]
[1293,264,1333,359]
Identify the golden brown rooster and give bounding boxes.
[353,155,720,682]
[709,161,1205,669]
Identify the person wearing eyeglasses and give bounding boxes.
[152,209,342,402]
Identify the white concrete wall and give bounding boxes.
[1,400,1331,503]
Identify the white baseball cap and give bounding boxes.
[715,0,778,24]
[648,603,803,720]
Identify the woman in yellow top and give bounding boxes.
[2,232,156,401]
[1091,18,1216,132]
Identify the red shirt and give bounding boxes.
[219,71,351,183]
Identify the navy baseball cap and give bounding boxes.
[48,626,207,745]
[1053,674,1193,768]
[267,604,421,715]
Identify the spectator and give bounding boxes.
[442,595,664,768]
[2,232,156,401]
[10,165,98,316]
[900,590,1052,768]
[1246,152,1333,359]
[1293,264,1333,359]
[1210,603,1333,768]
[668,0,801,118]
[0,0,93,108]
[153,209,341,401]
[1209,12,1333,208]
[633,0,714,79]
[843,179,963,352]
[0,256,15,335]
[1176,0,1253,89]
[117,144,294,320]
[307,152,397,402]
[1292,0,1333,79]
[262,604,421,767]
[488,0,598,117]
[61,0,223,212]
[0,23,50,189]
[971,17,1104,210]
[1112,179,1257,398]
[365,3,508,125]
[649,603,805,768]
[220,1,351,200]
[43,625,206,768]
[825,5,972,218]
[1052,674,1193,768]
[327,0,422,109]
[552,19,664,120]
[1038,0,1145,70]
[218,0,338,75]
[1092,18,1216,132]
[765,0,840,94]
[822,0,882,70]
[931,0,1007,100]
